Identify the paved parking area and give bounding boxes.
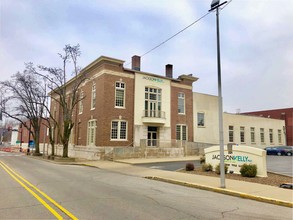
[266,155,293,176]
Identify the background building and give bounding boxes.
[193,92,286,148]
[242,108,292,146]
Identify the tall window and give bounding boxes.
[145,87,161,117]
[78,90,84,114]
[197,112,205,127]
[87,120,97,145]
[250,127,255,143]
[91,82,96,109]
[260,128,265,143]
[178,93,185,114]
[278,129,282,144]
[176,125,187,141]
[115,82,125,107]
[229,126,234,142]
[111,121,127,140]
[240,126,245,143]
[269,129,273,144]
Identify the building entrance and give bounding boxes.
[147,126,158,147]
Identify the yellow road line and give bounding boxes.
[0,160,78,220]
[0,162,63,219]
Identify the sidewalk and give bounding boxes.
[75,156,293,208]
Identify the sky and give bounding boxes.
[1,0,292,113]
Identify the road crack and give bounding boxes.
[221,207,239,218]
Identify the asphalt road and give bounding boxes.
[136,156,293,177]
[0,152,292,219]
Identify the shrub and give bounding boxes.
[240,164,257,177]
[215,163,228,175]
[185,163,195,171]
[201,163,213,172]
[199,155,206,164]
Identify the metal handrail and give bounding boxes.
[143,110,165,118]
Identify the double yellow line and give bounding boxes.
[0,160,78,220]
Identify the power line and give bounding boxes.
[141,11,211,58]
[125,0,233,67]
[125,11,211,66]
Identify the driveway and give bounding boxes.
[136,156,293,177]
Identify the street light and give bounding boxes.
[209,0,227,188]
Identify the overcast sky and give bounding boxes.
[1,0,292,113]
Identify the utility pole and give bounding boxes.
[209,0,227,188]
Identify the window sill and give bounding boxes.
[90,108,95,111]
[197,126,205,128]
[115,106,126,109]
[110,139,128,141]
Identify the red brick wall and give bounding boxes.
[73,65,135,147]
[17,119,49,146]
[170,85,194,142]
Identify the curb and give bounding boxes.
[145,176,293,208]
[77,163,101,168]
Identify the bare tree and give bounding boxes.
[0,66,47,154]
[33,44,86,158]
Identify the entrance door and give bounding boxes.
[149,101,156,117]
[147,126,158,147]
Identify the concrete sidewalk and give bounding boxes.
[76,156,293,208]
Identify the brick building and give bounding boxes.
[242,108,293,146]
[51,55,198,149]
[49,55,287,159]
[16,118,49,148]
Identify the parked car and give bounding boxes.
[280,183,293,189]
[265,146,293,156]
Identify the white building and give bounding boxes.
[193,92,286,148]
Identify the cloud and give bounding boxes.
[0,0,292,112]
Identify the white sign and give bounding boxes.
[204,145,267,177]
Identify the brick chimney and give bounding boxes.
[165,64,173,78]
[132,55,141,71]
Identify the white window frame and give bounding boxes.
[278,129,282,144]
[144,87,162,117]
[250,127,255,143]
[260,128,265,143]
[197,112,205,127]
[176,124,187,141]
[111,120,127,141]
[91,82,96,110]
[228,126,234,142]
[178,93,185,114]
[240,126,245,143]
[87,120,97,145]
[269,129,273,144]
[115,82,125,108]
